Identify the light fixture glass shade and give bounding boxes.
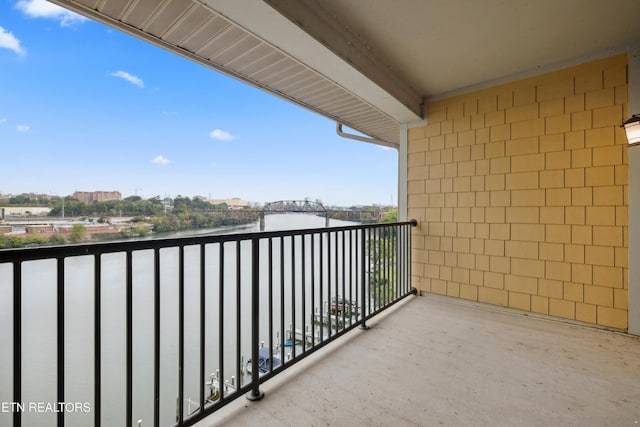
[622,114,640,145]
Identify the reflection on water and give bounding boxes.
[0,214,360,427]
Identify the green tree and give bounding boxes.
[48,234,66,245]
[379,208,398,223]
[23,234,47,246]
[69,224,87,243]
[0,235,25,248]
[132,224,149,237]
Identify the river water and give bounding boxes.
[0,214,361,427]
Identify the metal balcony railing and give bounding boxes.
[0,220,416,427]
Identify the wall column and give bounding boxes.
[398,123,408,221]
[628,41,640,335]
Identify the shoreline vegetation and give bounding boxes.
[0,194,396,249]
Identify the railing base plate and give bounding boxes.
[246,389,265,401]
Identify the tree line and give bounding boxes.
[0,194,398,249]
[0,195,257,248]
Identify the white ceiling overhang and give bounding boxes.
[49,0,640,148]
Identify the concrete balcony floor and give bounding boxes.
[196,295,640,427]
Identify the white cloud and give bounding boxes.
[0,118,7,123]
[0,26,26,56]
[109,70,144,88]
[209,129,237,141]
[16,0,87,27]
[17,125,30,132]
[151,155,171,165]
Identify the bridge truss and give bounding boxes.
[260,200,328,230]
[262,200,327,214]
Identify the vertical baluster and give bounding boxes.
[235,242,241,388]
[393,226,397,301]
[403,224,408,295]
[360,228,369,330]
[95,254,102,427]
[218,244,224,401]
[372,228,377,311]
[380,227,384,306]
[382,227,386,308]
[153,249,160,427]
[124,251,133,427]
[279,237,285,359]
[355,230,360,322]
[403,224,407,295]
[392,226,397,302]
[310,233,315,347]
[13,261,21,427]
[349,230,353,325]
[199,244,206,413]
[372,228,377,312]
[57,257,65,427]
[327,232,332,336]
[333,232,344,333]
[398,225,402,298]
[382,227,386,309]
[383,226,388,306]
[385,227,389,306]
[385,226,389,307]
[371,228,375,312]
[301,235,306,353]
[291,236,296,359]
[178,247,184,424]
[319,233,324,341]
[268,238,273,370]
[341,230,346,330]
[391,226,395,302]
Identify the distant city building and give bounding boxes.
[0,192,54,201]
[2,207,51,216]
[26,225,54,234]
[73,191,122,202]
[208,197,250,209]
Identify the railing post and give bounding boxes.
[247,238,264,401]
[360,228,369,330]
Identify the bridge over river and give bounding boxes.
[200,200,386,230]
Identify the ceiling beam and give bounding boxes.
[200,0,423,123]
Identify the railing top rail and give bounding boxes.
[0,220,417,263]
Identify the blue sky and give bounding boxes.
[0,0,397,206]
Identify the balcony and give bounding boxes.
[3,218,640,427]
[0,220,416,427]
[197,294,640,427]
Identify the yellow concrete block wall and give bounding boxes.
[408,54,629,330]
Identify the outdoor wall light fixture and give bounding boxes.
[622,114,640,146]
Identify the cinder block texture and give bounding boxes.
[408,54,628,329]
